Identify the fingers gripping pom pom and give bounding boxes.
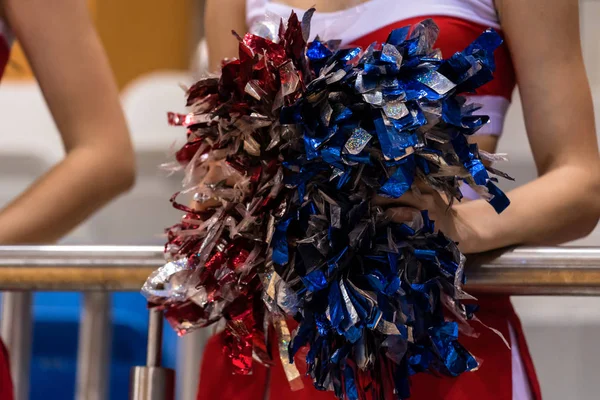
[142,9,512,399]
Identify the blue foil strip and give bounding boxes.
[272,217,292,265]
[414,249,437,260]
[344,366,359,400]
[464,158,489,186]
[379,156,416,198]
[386,26,411,46]
[307,40,332,61]
[486,181,510,213]
[303,270,328,292]
[429,322,478,376]
[374,115,409,160]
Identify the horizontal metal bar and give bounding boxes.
[0,246,599,294]
[0,246,163,291]
[0,245,165,267]
[469,247,600,268]
[464,247,600,295]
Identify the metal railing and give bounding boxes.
[0,245,599,400]
[0,246,167,400]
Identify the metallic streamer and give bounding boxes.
[273,315,304,391]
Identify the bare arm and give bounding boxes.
[452,0,600,252]
[205,0,247,71]
[0,0,134,244]
[385,0,600,253]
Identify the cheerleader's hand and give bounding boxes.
[373,181,478,252]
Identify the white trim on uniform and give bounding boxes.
[246,0,501,45]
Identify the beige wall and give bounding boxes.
[4,0,197,89]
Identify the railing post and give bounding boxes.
[0,291,33,400]
[176,326,215,400]
[76,292,111,400]
[129,309,175,400]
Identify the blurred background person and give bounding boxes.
[0,0,135,245]
[0,1,200,399]
[0,0,135,397]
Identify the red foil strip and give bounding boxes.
[167,112,187,126]
[223,325,254,374]
[175,139,204,164]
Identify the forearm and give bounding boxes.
[205,0,246,71]
[0,0,138,244]
[456,164,600,254]
[0,147,134,244]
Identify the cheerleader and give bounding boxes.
[197,0,600,398]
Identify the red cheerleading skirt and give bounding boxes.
[196,296,541,400]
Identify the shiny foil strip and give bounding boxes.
[273,315,304,391]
